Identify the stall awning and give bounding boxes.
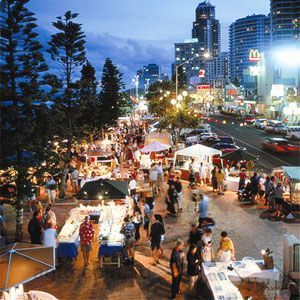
[174,144,222,162]
[282,166,300,182]
[140,141,170,153]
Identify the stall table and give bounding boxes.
[98,243,124,268]
[202,259,280,299]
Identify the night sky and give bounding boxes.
[28,0,270,86]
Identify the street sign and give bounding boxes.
[198,70,205,78]
[197,85,210,90]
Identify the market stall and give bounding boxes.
[202,258,280,299]
[173,144,222,181]
[0,243,57,299]
[144,132,172,146]
[85,149,112,166]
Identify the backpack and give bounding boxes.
[124,223,134,239]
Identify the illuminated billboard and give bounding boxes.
[249,49,261,62]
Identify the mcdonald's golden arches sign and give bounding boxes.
[249,49,261,62]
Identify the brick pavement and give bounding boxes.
[23,180,300,299]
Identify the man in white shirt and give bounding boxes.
[70,168,79,193]
[129,175,137,199]
[80,173,88,188]
[149,163,158,194]
[156,162,164,191]
[199,163,207,186]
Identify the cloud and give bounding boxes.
[37,27,173,87]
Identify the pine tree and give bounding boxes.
[0,0,49,241]
[77,61,102,141]
[99,58,125,127]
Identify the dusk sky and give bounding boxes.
[29,0,270,86]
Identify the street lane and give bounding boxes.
[208,115,300,171]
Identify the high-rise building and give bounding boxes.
[136,63,160,92]
[192,1,221,57]
[229,14,271,90]
[174,39,207,84]
[271,0,300,46]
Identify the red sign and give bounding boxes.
[197,85,210,90]
[198,70,205,78]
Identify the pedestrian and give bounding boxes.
[45,175,56,205]
[133,210,142,243]
[24,181,36,213]
[249,172,259,203]
[197,195,209,226]
[149,163,158,194]
[28,211,42,244]
[128,175,137,199]
[43,222,57,247]
[156,214,165,259]
[174,177,183,212]
[238,168,247,190]
[217,231,235,262]
[166,184,178,216]
[43,205,57,228]
[79,215,95,266]
[123,215,135,263]
[258,174,266,205]
[201,228,213,262]
[199,163,207,186]
[70,167,79,194]
[189,158,195,174]
[143,202,151,239]
[170,239,185,299]
[150,214,165,265]
[206,163,212,185]
[274,182,284,217]
[216,167,225,195]
[211,166,218,192]
[187,244,200,294]
[187,224,203,248]
[156,161,164,192]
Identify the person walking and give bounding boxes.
[133,210,142,244]
[143,202,151,239]
[123,215,136,263]
[249,172,259,204]
[216,167,225,195]
[238,168,247,191]
[150,214,165,265]
[43,205,57,228]
[174,177,183,212]
[217,231,235,262]
[28,211,42,244]
[149,163,158,194]
[274,182,284,217]
[211,167,218,192]
[166,184,178,216]
[128,175,137,200]
[187,224,203,248]
[201,228,213,262]
[45,175,56,205]
[197,195,209,226]
[70,168,79,194]
[187,244,200,295]
[199,163,207,186]
[79,215,95,266]
[170,240,185,299]
[156,161,164,192]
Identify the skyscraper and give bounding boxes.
[271,0,300,46]
[229,14,271,90]
[192,1,220,57]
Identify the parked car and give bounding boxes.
[199,132,217,141]
[212,143,241,151]
[254,118,268,129]
[262,138,300,154]
[265,120,287,135]
[243,114,256,124]
[285,126,300,140]
[185,135,200,146]
[217,136,236,145]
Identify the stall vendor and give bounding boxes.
[217,231,235,262]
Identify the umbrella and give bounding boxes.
[0,243,55,291]
[221,149,256,162]
[76,179,129,200]
[140,141,170,153]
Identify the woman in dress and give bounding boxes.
[211,166,218,192]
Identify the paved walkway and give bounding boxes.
[24,181,300,299]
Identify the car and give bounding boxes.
[254,118,268,129]
[243,114,256,124]
[285,126,300,140]
[217,136,236,145]
[265,120,287,135]
[199,132,217,141]
[212,143,240,151]
[185,135,200,146]
[262,138,300,154]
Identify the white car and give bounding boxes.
[254,118,268,129]
[199,132,217,141]
[285,126,300,140]
[185,135,200,146]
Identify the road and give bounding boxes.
[208,115,300,171]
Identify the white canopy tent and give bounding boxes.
[140,141,170,153]
[174,144,222,165]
